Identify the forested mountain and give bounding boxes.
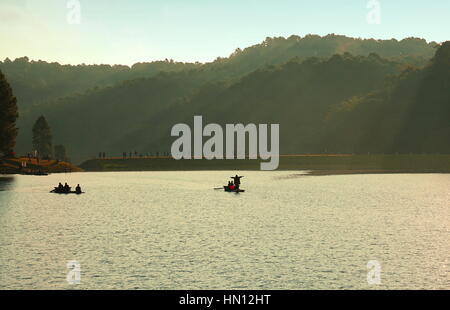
[1,34,437,110]
[14,52,414,161]
[0,57,200,109]
[16,71,209,160]
[134,53,404,155]
[3,35,448,163]
[209,34,437,78]
[114,46,450,156]
[324,42,450,154]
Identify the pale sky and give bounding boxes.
[1,0,449,66]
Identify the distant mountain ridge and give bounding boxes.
[1,34,437,109]
[1,34,447,162]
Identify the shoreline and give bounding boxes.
[303,169,450,176]
[3,155,448,175]
[0,157,83,175]
[78,155,450,174]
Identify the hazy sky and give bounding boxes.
[1,0,449,66]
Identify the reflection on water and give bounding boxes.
[0,176,15,191]
[0,172,449,289]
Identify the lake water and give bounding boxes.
[0,171,448,290]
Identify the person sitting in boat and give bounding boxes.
[64,183,70,192]
[228,181,236,190]
[75,184,82,194]
[57,183,64,191]
[231,175,244,189]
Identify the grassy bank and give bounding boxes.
[0,157,83,174]
[79,155,450,173]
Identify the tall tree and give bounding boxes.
[0,70,18,157]
[32,116,53,158]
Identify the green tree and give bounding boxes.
[32,116,53,158]
[0,70,18,156]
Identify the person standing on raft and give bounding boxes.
[231,175,244,190]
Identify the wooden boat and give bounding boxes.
[223,186,245,193]
[50,188,84,195]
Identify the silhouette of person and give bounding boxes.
[231,175,243,189]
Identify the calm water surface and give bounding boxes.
[0,171,448,289]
